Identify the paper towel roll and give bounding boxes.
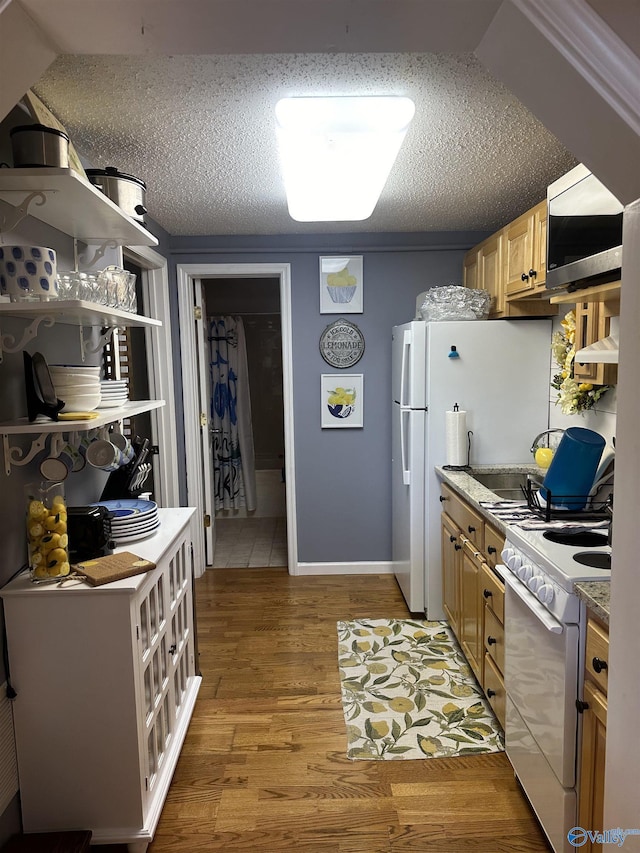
[445,409,468,467]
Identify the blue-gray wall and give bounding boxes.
[167,231,490,563]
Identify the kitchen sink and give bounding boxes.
[471,470,532,499]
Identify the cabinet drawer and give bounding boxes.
[480,563,504,622]
[484,653,506,730]
[440,484,484,550]
[484,606,505,673]
[585,619,609,695]
[483,524,504,568]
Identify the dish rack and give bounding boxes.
[521,476,611,522]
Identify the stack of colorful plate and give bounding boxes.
[92,498,160,544]
[98,379,129,409]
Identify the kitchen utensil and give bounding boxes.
[86,167,147,223]
[10,123,69,168]
[0,245,58,302]
[541,426,606,510]
[23,351,65,422]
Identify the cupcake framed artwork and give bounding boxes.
[319,255,363,314]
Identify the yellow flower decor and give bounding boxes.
[551,310,610,415]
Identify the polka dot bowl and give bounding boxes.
[0,245,58,302]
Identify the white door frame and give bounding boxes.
[176,262,297,575]
[123,245,180,508]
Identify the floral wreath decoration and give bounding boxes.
[551,310,610,415]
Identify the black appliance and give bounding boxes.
[546,163,624,291]
[67,505,114,563]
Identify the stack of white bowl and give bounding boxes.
[98,379,129,409]
[49,365,101,412]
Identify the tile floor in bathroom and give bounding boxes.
[212,516,288,568]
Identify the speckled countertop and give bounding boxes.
[435,463,539,536]
[435,463,611,624]
[574,583,610,625]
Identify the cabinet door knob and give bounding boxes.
[449,535,457,543]
[521,272,529,282]
[487,546,497,555]
[454,543,462,551]
[483,589,492,599]
[468,525,476,533]
[169,643,177,655]
[439,495,447,502]
[487,689,496,698]
[592,657,608,673]
[576,699,590,713]
[529,268,537,278]
[487,636,497,645]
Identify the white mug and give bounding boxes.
[85,437,121,472]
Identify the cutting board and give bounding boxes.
[73,551,156,586]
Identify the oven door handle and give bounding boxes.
[502,569,564,634]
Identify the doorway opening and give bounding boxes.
[176,262,296,577]
[202,277,287,568]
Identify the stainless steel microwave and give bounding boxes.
[546,163,623,290]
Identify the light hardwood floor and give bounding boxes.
[105,569,551,852]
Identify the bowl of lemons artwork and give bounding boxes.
[326,264,357,304]
[327,385,357,419]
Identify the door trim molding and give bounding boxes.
[124,245,179,508]
[176,262,298,575]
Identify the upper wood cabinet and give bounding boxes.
[464,200,556,320]
[503,201,547,297]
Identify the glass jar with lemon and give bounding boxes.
[25,482,71,581]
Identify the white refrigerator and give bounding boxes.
[391,319,552,616]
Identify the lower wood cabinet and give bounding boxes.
[440,484,506,727]
[578,616,609,852]
[0,508,201,853]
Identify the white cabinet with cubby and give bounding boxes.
[0,508,201,853]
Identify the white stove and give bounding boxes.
[505,524,611,592]
[498,522,611,853]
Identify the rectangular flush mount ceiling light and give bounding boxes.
[275,96,415,222]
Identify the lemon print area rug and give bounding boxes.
[337,618,504,760]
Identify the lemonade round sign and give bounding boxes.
[319,318,365,368]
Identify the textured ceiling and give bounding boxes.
[33,51,577,236]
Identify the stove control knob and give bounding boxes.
[528,575,544,593]
[537,583,555,605]
[519,562,534,582]
[507,554,522,572]
[501,547,515,564]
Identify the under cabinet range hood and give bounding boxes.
[575,333,619,364]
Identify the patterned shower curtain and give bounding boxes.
[209,316,257,511]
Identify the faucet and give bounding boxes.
[530,428,565,454]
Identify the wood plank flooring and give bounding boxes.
[106,569,552,852]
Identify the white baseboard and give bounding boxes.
[294,561,394,576]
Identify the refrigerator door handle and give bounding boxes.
[400,328,412,408]
[401,407,411,485]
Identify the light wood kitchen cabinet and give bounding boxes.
[439,482,507,717]
[572,298,618,387]
[0,509,201,853]
[578,616,609,852]
[463,200,556,319]
[441,511,462,637]
[460,541,484,683]
[504,200,547,298]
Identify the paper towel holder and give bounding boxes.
[443,428,473,471]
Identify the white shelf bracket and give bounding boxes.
[0,191,49,233]
[3,431,50,475]
[78,239,119,269]
[81,324,120,357]
[0,314,56,362]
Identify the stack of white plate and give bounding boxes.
[93,498,160,544]
[98,379,129,409]
[49,364,101,412]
